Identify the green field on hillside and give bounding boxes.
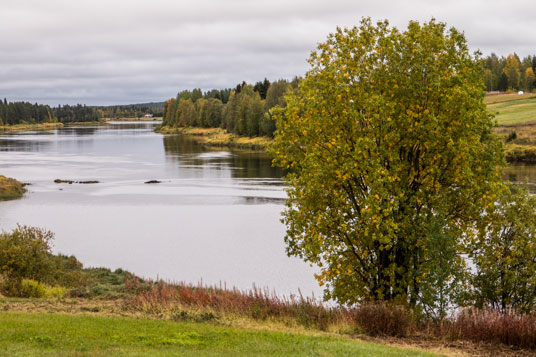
[0,312,434,357]
[487,93,536,125]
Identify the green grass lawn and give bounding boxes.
[0,312,435,356]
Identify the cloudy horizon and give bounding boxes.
[1,0,535,106]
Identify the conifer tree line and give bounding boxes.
[54,104,100,123]
[96,103,164,119]
[0,99,56,126]
[0,101,101,125]
[0,100,163,125]
[482,53,536,92]
[161,78,299,137]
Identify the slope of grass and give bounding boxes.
[488,96,536,125]
[0,312,435,356]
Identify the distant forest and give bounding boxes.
[161,78,300,137]
[0,99,56,126]
[483,53,536,92]
[0,101,164,126]
[2,54,536,128]
[96,102,164,119]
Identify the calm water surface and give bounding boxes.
[0,122,321,297]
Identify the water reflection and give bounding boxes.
[502,164,536,192]
[162,134,284,180]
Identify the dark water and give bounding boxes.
[502,164,536,193]
[0,122,321,297]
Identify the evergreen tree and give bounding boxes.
[254,78,271,99]
[498,72,509,92]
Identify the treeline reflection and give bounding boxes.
[162,135,284,180]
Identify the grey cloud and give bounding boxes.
[0,0,535,105]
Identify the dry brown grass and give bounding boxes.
[122,278,346,331]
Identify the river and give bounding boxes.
[1,122,534,299]
[0,122,321,298]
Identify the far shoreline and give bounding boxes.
[155,126,271,151]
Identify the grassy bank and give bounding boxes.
[0,312,434,357]
[63,120,108,126]
[0,176,26,200]
[0,122,63,132]
[156,126,272,150]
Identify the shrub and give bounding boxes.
[0,278,22,297]
[20,279,46,298]
[0,225,54,283]
[48,254,87,288]
[352,302,414,337]
[1,278,65,299]
[44,285,67,299]
[506,131,518,143]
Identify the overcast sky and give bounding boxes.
[0,0,534,106]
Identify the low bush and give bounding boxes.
[20,279,46,298]
[352,302,414,337]
[0,278,65,298]
[0,226,132,299]
[0,225,54,283]
[45,285,67,299]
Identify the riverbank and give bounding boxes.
[0,246,534,356]
[106,117,162,122]
[0,254,435,355]
[0,122,63,132]
[156,126,272,150]
[64,120,108,126]
[0,281,528,356]
[0,176,26,200]
[0,225,532,356]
